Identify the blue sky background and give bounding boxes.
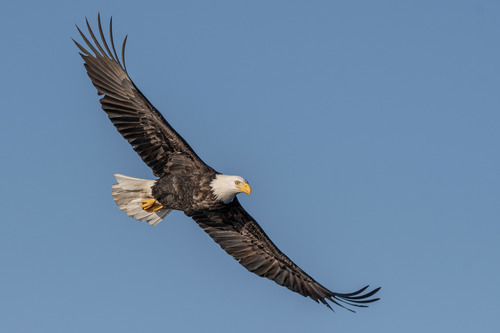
[1,1,499,332]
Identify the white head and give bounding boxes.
[210,174,251,204]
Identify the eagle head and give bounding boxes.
[210,174,251,203]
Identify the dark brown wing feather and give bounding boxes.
[187,198,380,311]
[74,15,210,177]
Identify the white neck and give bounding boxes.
[210,174,243,204]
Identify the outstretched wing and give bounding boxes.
[74,15,210,177]
[188,198,380,311]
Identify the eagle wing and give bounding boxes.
[74,15,210,177]
[188,198,380,311]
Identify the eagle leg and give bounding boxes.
[141,199,164,212]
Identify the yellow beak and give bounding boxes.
[237,183,251,195]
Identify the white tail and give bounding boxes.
[111,174,172,226]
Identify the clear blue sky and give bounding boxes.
[1,1,499,332]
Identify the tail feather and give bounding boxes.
[111,174,172,226]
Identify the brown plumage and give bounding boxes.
[74,14,380,312]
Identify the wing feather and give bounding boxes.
[74,15,210,177]
[188,198,380,311]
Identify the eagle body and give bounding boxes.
[153,171,222,213]
[74,15,380,312]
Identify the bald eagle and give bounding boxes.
[74,15,380,312]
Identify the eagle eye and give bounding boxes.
[235,180,241,185]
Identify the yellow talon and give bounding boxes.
[141,199,164,212]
